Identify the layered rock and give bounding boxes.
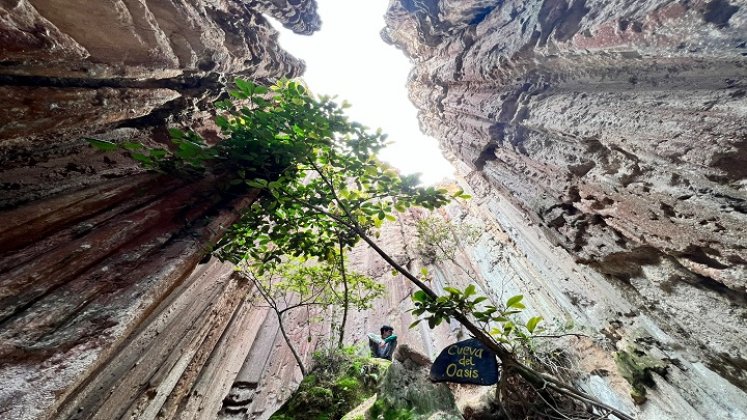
[383,0,747,418]
[0,1,321,419]
[0,0,319,209]
[3,1,747,419]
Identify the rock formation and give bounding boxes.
[1,0,320,210]
[0,1,322,419]
[382,0,747,418]
[2,0,747,419]
[369,344,461,420]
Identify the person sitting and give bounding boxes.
[368,325,397,360]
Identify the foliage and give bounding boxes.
[614,348,668,404]
[411,212,546,354]
[410,287,543,353]
[91,77,453,368]
[413,215,479,264]
[90,78,457,275]
[245,256,383,315]
[211,81,461,269]
[410,212,545,355]
[89,79,321,180]
[368,399,414,420]
[241,256,383,374]
[89,77,457,271]
[271,347,389,420]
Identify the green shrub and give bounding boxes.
[271,348,389,420]
[369,399,414,420]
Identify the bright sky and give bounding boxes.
[272,0,455,185]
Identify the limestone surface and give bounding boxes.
[383,0,747,418]
[0,1,320,419]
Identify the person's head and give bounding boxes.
[380,325,394,338]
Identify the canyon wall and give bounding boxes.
[0,1,322,419]
[2,0,747,419]
[383,0,747,418]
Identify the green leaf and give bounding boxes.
[412,290,427,303]
[409,319,422,329]
[506,294,524,308]
[215,115,229,129]
[131,152,150,163]
[149,149,167,159]
[526,316,543,333]
[420,267,429,276]
[229,90,246,99]
[122,141,144,151]
[86,138,118,151]
[465,284,476,297]
[443,287,460,296]
[168,128,185,139]
[235,78,254,94]
[246,180,265,189]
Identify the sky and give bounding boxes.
[272,0,455,185]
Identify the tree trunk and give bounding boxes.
[276,312,307,376]
[337,236,350,349]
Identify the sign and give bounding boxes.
[430,338,499,385]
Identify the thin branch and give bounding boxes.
[337,233,350,349]
[533,333,590,339]
[277,301,326,316]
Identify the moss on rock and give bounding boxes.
[614,348,668,404]
[366,344,461,420]
[271,348,390,420]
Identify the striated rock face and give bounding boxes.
[0,0,319,209]
[383,0,747,418]
[3,1,747,419]
[0,1,320,419]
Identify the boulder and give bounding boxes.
[369,344,461,420]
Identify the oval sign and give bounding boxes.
[430,338,499,385]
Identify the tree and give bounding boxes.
[414,214,480,266]
[91,79,633,420]
[239,257,382,375]
[213,81,631,420]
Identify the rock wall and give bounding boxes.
[383,0,747,418]
[0,1,322,419]
[0,0,319,209]
[3,1,747,419]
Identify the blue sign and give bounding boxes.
[430,338,499,385]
